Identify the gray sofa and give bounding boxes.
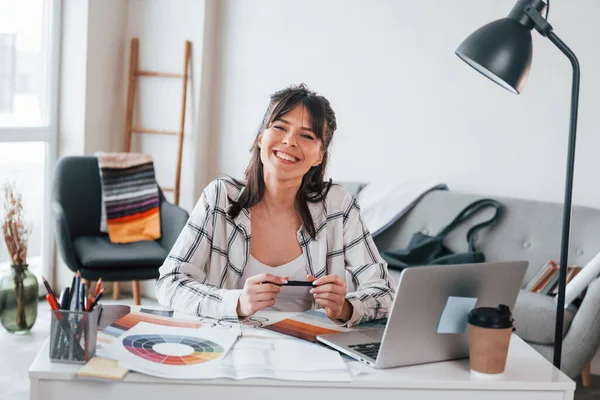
[343,183,600,380]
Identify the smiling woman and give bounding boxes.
[156,84,396,328]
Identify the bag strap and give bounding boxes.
[436,199,503,251]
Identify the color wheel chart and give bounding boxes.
[123,334,224,365]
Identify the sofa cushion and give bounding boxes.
[73,235,167,268]
[513,289,577,345]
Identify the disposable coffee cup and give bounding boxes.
[467,304,514,377]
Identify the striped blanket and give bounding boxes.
[97,152,161,244]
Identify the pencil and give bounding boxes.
[41,276,58,302]
[95,278,103,297]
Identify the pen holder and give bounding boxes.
[49,307,100,364]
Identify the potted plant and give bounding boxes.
[0,182,37,334]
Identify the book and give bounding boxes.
[526,260,557,292]
[568,266,583,283]
[541,272,560,295]
[534,261,559,294]
[264,309,387,342]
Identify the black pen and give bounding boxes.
[59,287,71,310]
[277,280,314,287]
[90,292,104,311]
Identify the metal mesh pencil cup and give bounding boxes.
[49,308,99,364]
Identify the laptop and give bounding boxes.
[316,260,528,369]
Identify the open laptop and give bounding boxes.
[317,261,528,369]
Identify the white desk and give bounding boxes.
[30,332,574,400]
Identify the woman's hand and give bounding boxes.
[308,274,353,322]
[236,273,287,317]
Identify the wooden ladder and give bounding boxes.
[124,37,191,205]
[118,37,191,305]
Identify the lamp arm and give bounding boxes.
[546,31,581,370]
[525,2,581,370]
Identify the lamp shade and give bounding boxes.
[456,18,533,94]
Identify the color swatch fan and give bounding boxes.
[123,334,224,365]
[102,321,240,379]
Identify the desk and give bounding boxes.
[29,313,575,400]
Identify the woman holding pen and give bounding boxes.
[156,84,395,326]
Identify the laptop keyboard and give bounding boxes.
[348,342,381,359]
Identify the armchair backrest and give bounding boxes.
[51,156,103,237]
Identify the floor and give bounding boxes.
[577,376,600,400]
[1,297,598,400]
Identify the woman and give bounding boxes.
[156,84,395,326]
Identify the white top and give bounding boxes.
[237,254,313,312]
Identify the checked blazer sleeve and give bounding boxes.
[342,195,397,327]
[156,181,242,321]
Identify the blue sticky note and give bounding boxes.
[436,296,478,334]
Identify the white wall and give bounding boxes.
[85,0,128,154]
[210,0,600,208]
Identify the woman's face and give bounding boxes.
[257,104,324,185]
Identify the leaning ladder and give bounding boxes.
[123,37,191,206]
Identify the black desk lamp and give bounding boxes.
[455,0,579,369]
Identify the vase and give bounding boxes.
[0,264,38,334]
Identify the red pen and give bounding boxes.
[46,293,60,311]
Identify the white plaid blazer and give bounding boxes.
[156,177,396,326]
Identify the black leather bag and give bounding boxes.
[381,199,503,271]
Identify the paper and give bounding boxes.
[102,322,240,379]
[97,310,206,349]
[216,325,351,381]
[436,296,478,334]
[264,309,386,342]
[96,309,354,381]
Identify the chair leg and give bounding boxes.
[582,361,592,387]
[132,280,141,305]
[113,282,120,300]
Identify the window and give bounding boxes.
[0,143,46,276]
[0,0,53,127]
[0,0,60,286]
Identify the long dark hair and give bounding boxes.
[227,84,337,239]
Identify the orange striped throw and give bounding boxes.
[96,152,161,244]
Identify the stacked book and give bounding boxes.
[525,260,582,296]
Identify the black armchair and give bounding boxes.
[51,156,189,304]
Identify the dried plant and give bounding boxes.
[2,182,29,266]
[1,182,30,330]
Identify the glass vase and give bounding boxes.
[0,264,38,334]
